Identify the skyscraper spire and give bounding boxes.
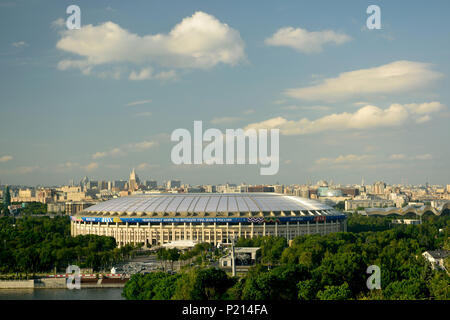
[128,168,140,191]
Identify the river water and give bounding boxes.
[0,288,125,300]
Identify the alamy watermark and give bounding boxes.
[171,121,280,175]
[366,265,381,290]
[366,5,381,30]
[66,5,81,30]
[66,265,81,289]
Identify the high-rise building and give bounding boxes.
[373,181,386,195]
[167,180,181,189]
[145,180,157,189]
[272,185,284,194]
[113,180,127,191]
[128,169,140,191]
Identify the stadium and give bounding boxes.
[71,193,347,247]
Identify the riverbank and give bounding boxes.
[0,287,125,300]
[0,278,128,289]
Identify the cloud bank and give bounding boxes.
[245,102,444,135]
[265,27,351,53]
[56,11,246,78]
[285,61,443,102]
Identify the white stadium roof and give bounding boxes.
[80,193,336,217]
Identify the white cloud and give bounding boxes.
[0,166,38,175]
[284,61,443,102]
[265,27,351,54]
[315,154,373,165]
[97,69,122,80]
[129,68,153,81]
[129,68,177,81]
[282,105,331,111]
[353,101,370,107]
[390,153,433,161]
[129,140,156,151]
[389,154,407,160]
[0,155,13,163]
[137,162,159,170]
[58,161,80,168]
[92,140,156,159]
[55,162,81,173]
[404,102,444,115]
[125,99,152,107]
[56,11,245,78]
[83,162,99,172]
[12,41,28,48]
[92,152,108,159]
[244,102,444,135]
[51,18,65,30]
[15,166,37,174]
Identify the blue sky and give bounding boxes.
[0,0,449,186]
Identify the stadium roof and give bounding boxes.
[79,193,339,217]
[365,202,450,216]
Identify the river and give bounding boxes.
[0,288,125,300]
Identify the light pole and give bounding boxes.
[230,236,236,277]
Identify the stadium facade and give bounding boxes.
[71,193,347,247]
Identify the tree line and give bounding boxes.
[0,216,135,278]
[123,213,449,300]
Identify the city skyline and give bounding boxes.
[1,1,450,186]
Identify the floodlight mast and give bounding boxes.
[231,235,236,277]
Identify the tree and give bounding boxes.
[335,201,345,211]
[4,186,11,207]
[241,264,309,300]
[297,280,318,300]
[316,283,352,300]
[122,272,179,300]
[173,267,234,300]
[427,272,450,300]
[167,248,180,270]
[383,278,429,300]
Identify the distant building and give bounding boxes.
[66,191,87,202]
[317,187,343,197]
[295,188,310,199]
[392,219,421,225]
[145,180,157,189]
[186,186,204,193]
[47,202,66,214]
[422,250,450,270]
[65,201,97,215]
[339,188,360,197]
[204,185,216,193]
[220,247,260,268]
[128,169,140,191]
[345,199,395,211]
[272,185,284,194]
[167,180,181,189]
[373,181,386,195]
[247,185,274,193]
[113,180,127,191]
